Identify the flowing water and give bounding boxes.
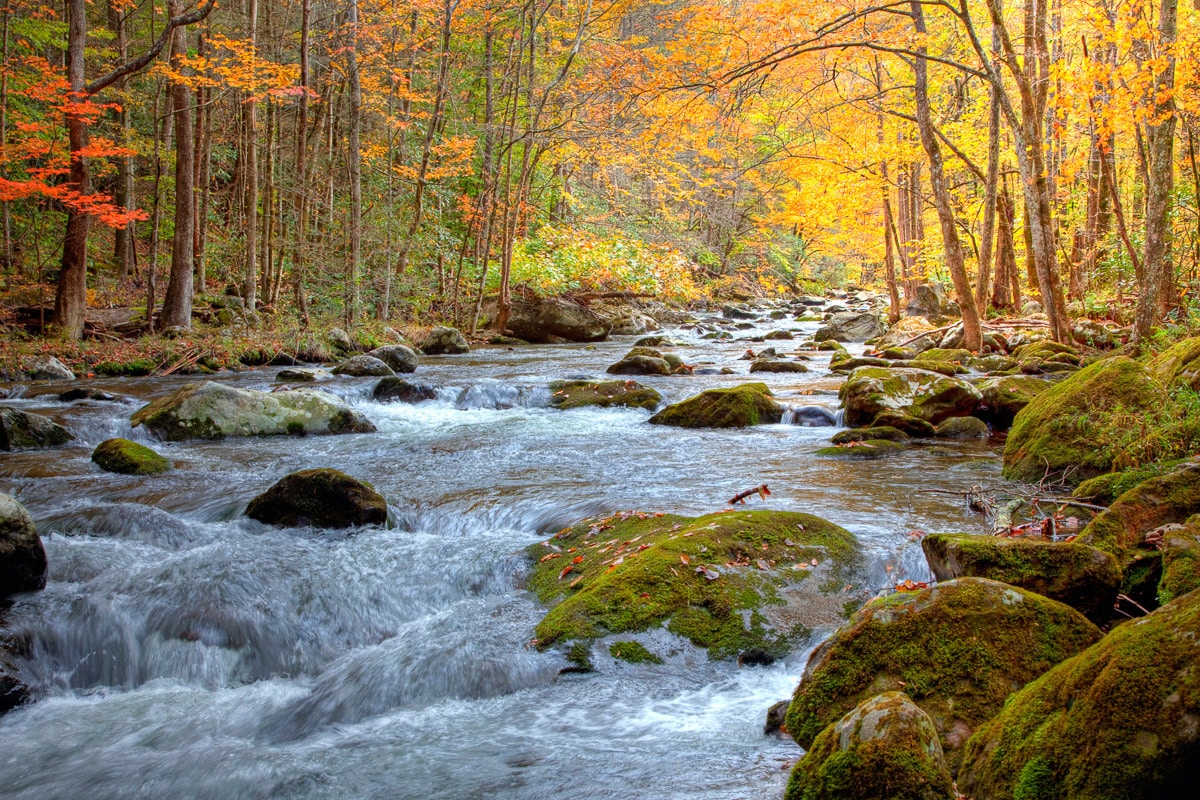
[0,309,1002,799]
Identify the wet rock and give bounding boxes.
[749,359,809,374]
[814,312,887,343]
[367,344,419,374]
[839,367,982,428]
[798,295,825,306]
[784,578,1101,769]
[972,375,1050,429]
[633,335,678,348]
[527,509,864,663]
[326,327,355,356]
[814,439,906,459]
[1148,335,1200,391]
[1080,463,1200,560]
[25,356,75,381]
[608,312,658,336]
[922,534,1121,623]
[764,700,791,737]
[0,670,30,716]
[829,355,893,373]
[722,304,758,320]
[875,316,938,350]
[969,354,1018,373]
[548,379,661,410]
[506,297,608,343]
[764,330,794,341]
[938,324,965,350]
[0,493,47,599]
[870,411,936,438]
[332,355,394,377]
[1072,319,1115,349]
[1158,516,1200,605]
[648,383,782,428]
[372,377,438,404]
[131,381,376,441]
[0,408,72,451]
[91,438,171,475]
[487,335,528,346]
[58,388,124,403]
[787,406,839,427]
[274,367,333,383]
[607,352,672,376]
[911,348,971,375]
[905,284,949,320]
[934,416,989,438]
[1002,356,1166,485]
[785,692,955,800]
[245,468,388,529]
[420,326,470,355]
[958,588,1200,800]
[831,426,909,444]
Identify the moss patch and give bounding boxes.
[814,440,906,459]
[784,578,1101,770]
[91,438,170,475]
[647,383,782,428]
[958,587,1200,800]
[1158,515,1200,604]
[609,640,663,664]
[527,509,863,662]
[1147,335,1200,391]
[93,358,157,377]
[548,379,661,410]
[1080,463,1200,559]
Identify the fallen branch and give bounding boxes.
[990,497,1023,535]
[893,324,956,349]
[159,348,206,376]
[729,484,771,505]
[572,291,659,305]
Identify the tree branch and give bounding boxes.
[86,0,216,95]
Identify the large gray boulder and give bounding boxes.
[814,311,887,343]
[839,367,982,427]
[332,355,394,377]
[0,493,47,599]
[367,344,419,374]
[0,408,72,451]
[130,381,376,441]
[26,356,75,381]
[905,284,948,319]
[505,297,608,343]
[420,326,470,355]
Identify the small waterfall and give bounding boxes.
[781,403,840,427]
[454,381,551,410]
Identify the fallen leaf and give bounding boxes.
[679,553,691,565]
[559,565,575,580]
[539,553,561,563]
[569,574,584,588]
[572,555,584,564]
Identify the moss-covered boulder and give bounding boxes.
[91,438,170,475]
[245,468,388,529]
[331,354,395,377]
[371,377,439,403]
[131,381,376,441]
[548,379,661,410]
[1158,515,1200,605]
[831,426,910,444]
[527,509,864,663]
[784,578,1102,768]
[934,416,990,438]
[785,692,955,800]
[970,354,1018,374]
[1080,463,1200,559]
[607,351,672,376]
[366,344,419,374]
[815,312,887,343]
[1,493,47,600]
[958,589,1200,800]
[420,326,470,355]
[839,367,982,428]
[750,358,809,373]
[814,440,906,459]
[870,411,936,437]
[1148,335,1200,391]
[973,375,1051,429]
[829,355,893,373]
[912,348,972,375]
[1002,357,1166,485]
[0,408,71,451]
[922,534,1121,622]
[648,383,782,428]
[275,367,333,383]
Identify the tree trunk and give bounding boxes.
[910,0,981,351]
[976,6,1003,316]
[109,1,135,282]
[162,2,195,330]
[345,0,363,327]
[291,0,310,325]
[242,0,259,311]
[53,0,91,340]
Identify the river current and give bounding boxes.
[0,309,1000,799]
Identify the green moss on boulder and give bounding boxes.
[785,692,955,800]
[912,348,972,375]
[784,578,1102,769]
[1002,357,1166,485]
[958,588,1200,800]
[974,375,1051,429]
[245,468,388,529]
[1147,335,1200,391]
[527,509,863,662]
[648,383,782,427]
[549,379,661,410]
[0,408,71,451]
[840,367,981,428]
[1158,515,1200,605]
[750,358,810,373]
[934,416,990,438]
[94,358,157,377]
[921,534,1121,622]
[814,440,906,459]
[831,426,910,444]
[131,381,376,441]
[870,411,936,437]
[609,640,663,664]
[91,438,170,475]
[1080,463,1200,558]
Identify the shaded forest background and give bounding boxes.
[1,0,1198,350]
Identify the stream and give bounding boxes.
[0,308,1002,799]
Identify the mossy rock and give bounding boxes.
[609,640,663,664]
[0,408,72,451]
[934,416,990,438]
[0,492,47,599]
[814,440,906,459]
[1072,462,1183,506]
[1011,341,1081,363]
[607,353,672,376]
[1080,463,1200,560]
[91,438,170,475]
[131,381,377,441]
[957,588,1200,800]
[765,329,795,340]
[839,367,982,428]
[420,326,469,355]
[1158,515,1200,605]
[973,375,1051,429]
[527,509,864,662]
[366,344,419,374]
[548,379,661,410]
[331,355,395,377]
[93,358,157,377]
[869,411,936,438]
[1002,357,1167,485]
[831,426,910,444]
[648,383,782,428]
[750,359,810,374]
[275,368,333,383]
[245,468,388,529]
[785,692,955,800]
[882,347,917,360]
[970,355,1018,373]
[922,534,1121,623]
[1147,335,1200,391]
[912,348,972,375]
[830,355,893,373]
[784,578,1102,769]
